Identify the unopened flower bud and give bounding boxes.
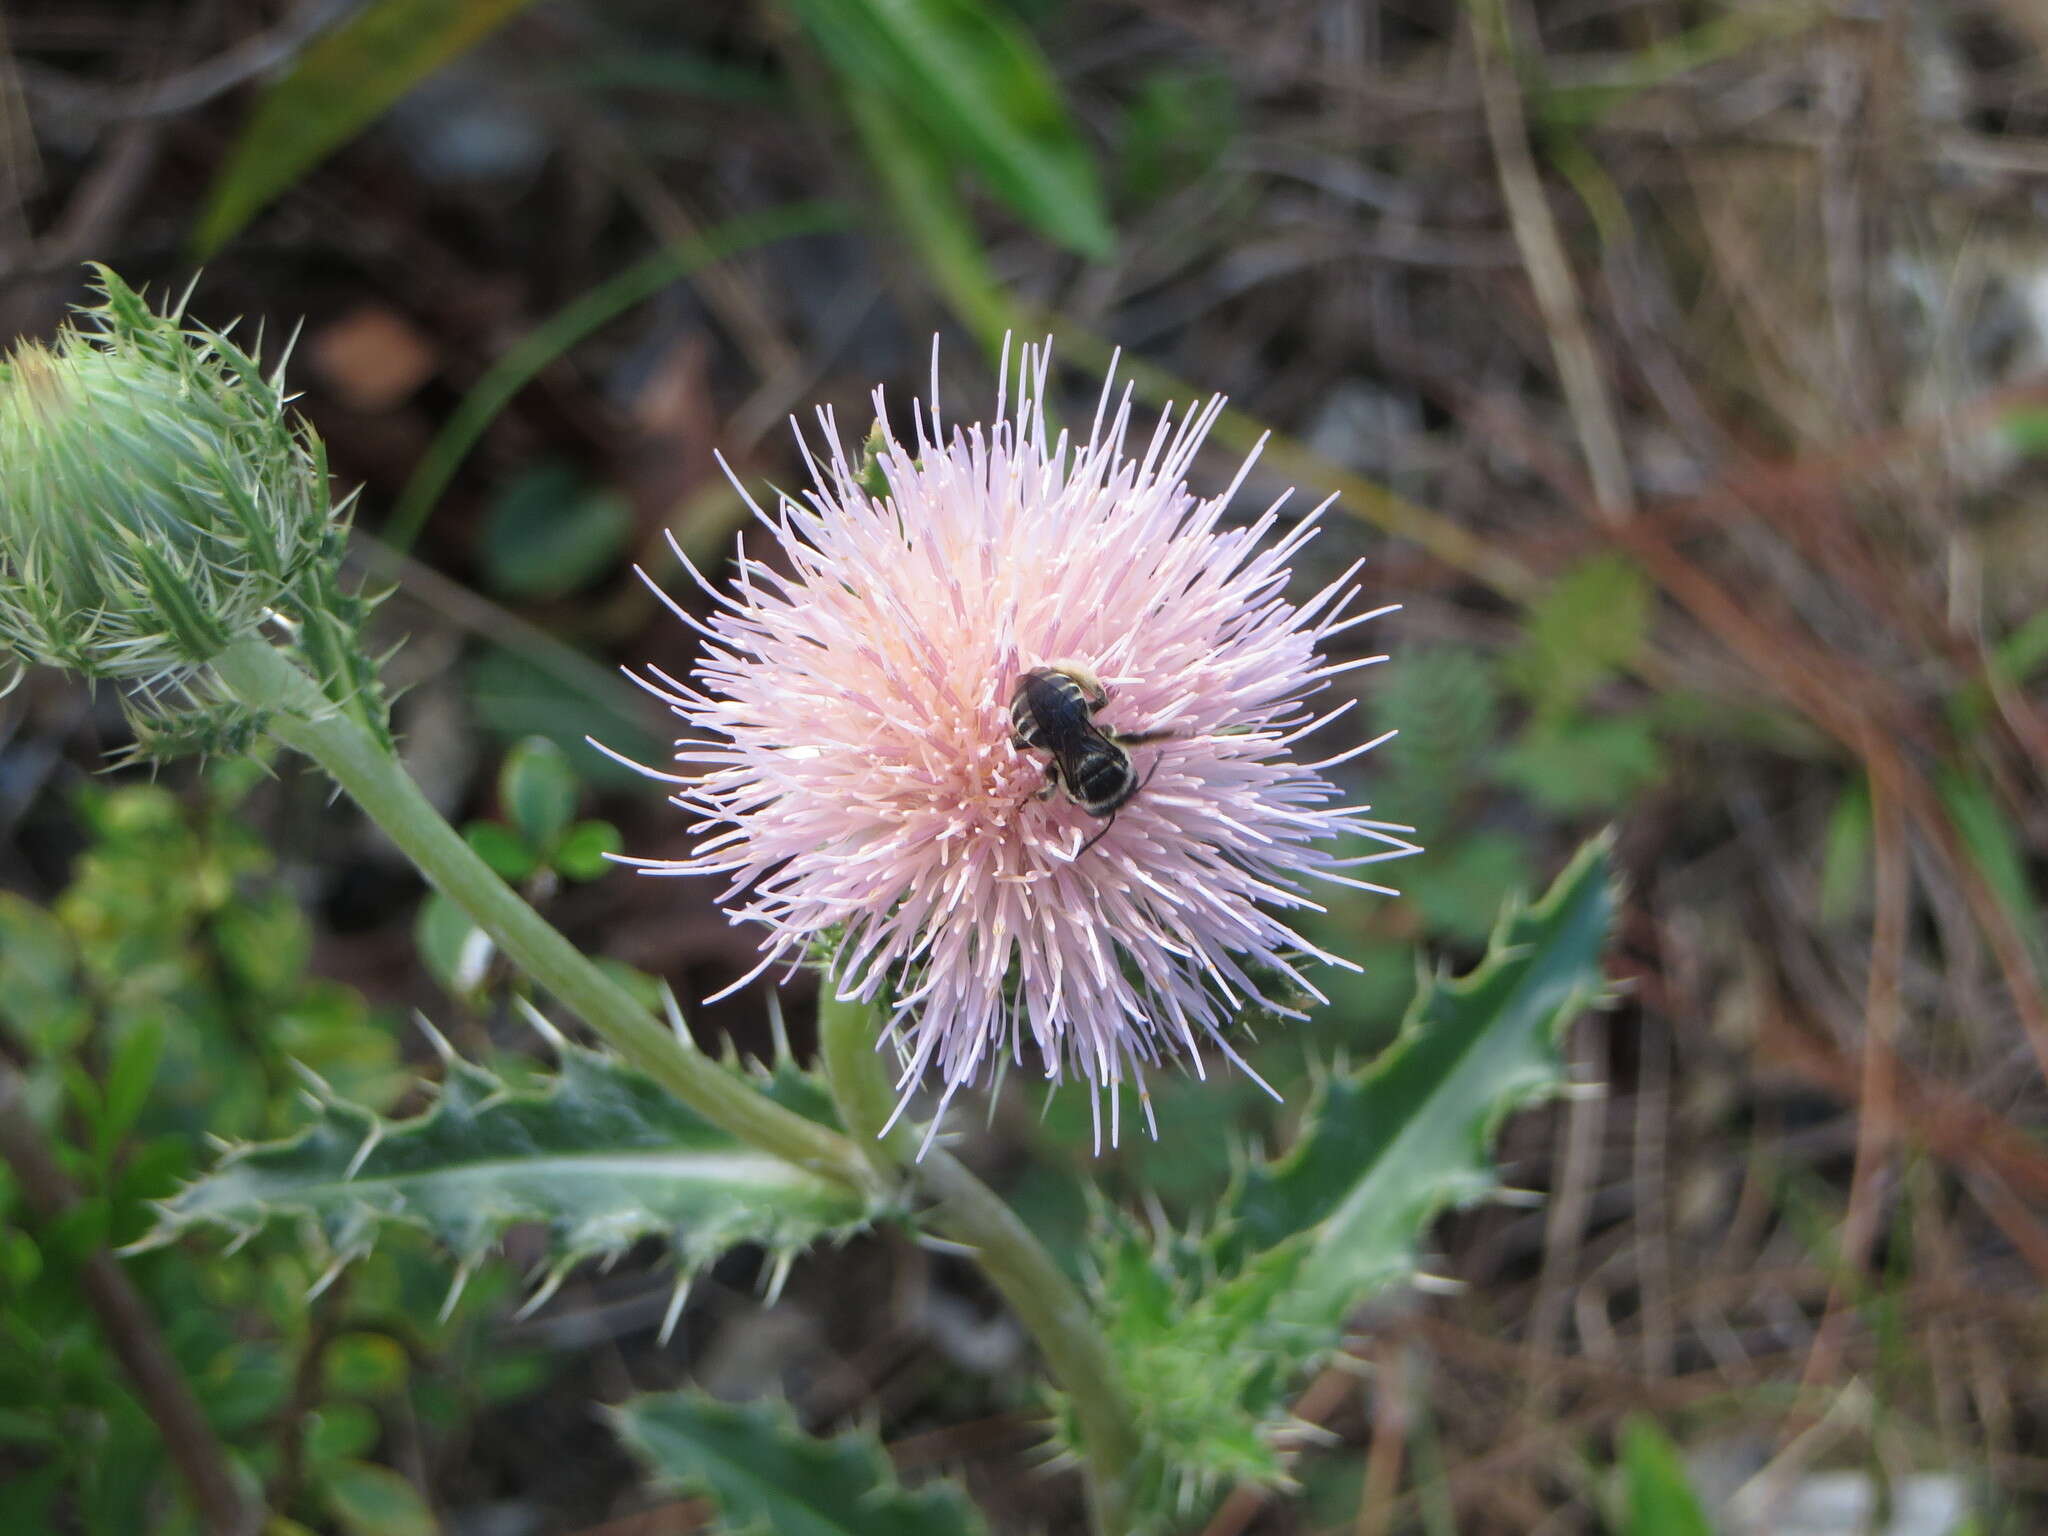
[0,266,374,745]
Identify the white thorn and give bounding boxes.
[306,1253,350,1300]
[765,987,791,1063]
[342,1123,383,1181]
[513,995,569,1054]
[412,1012,458,1065]
[1562,1080,1609,1101]
[1412,1272,1467,1296]
[439,1258,475,1324]
[661,983,695,1048]
[514,1265,571,1322]
[1495,1187,1547,1208]
[658,1277,692,1346]
[762,1249,796,1307]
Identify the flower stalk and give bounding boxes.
[817,991,1141,1534]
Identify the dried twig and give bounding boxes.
[1470,0,1636,522]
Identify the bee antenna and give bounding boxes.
[1076,810,1119,859]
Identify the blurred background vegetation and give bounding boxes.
[2,0,2046,1531]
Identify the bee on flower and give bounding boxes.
[611,341,1414,1152]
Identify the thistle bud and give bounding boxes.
[0,267,380,747]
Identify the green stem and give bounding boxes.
[816,993,1140,1535]
[211,638,871,1191]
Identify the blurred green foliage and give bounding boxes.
[0,770,548,1532]
[194,0,541,254]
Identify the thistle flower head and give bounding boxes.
[0,266,341,706]
[623,343,1413,1148]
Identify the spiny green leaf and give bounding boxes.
[613,1390,989,1536]
[1079,836,1617,1525]
[1224,834,1614,1313]
[194,0,541,254]
[790,0,1113,259]
[144,1037,878,1306]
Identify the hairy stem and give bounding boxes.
[817,993,1140,1535]
[211,638,872,1191]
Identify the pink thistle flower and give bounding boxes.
[615,342,1414,1151]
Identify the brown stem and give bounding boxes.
[0,1058,259,1536]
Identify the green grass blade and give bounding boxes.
[840,83,1012,357]
[612,1391,989,1536]
[1614,1416,1713,1536]
[386,200,845,552]
[193,0,541,255]
[789,0,1113,259]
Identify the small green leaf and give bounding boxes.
[480,464,633,600]
[193,0,542,253]
[499,736,580,853]
[0,893,87,1055]
[98,1018,165,1161]
[1229,835,1614,1291]
[212,888,315,998]
[1496,715,1664,815]
[2000,407,2048,457]
[475,1348,552,1403]
[305,1402,382,1464]
[320,1460,435,1536]
[1615,1417,1712,1536]
[1369,648,1500,838]
[553,820,621,881]
[1818,778,1871,927]
[1504,553,1651,721]
[0,1229,42,1290]
[463,821,537,883]
[790,0,1113,259]
[614,1390,989,1536]
[323,1332,409,1398]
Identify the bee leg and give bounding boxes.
[1031,756,1062,802]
